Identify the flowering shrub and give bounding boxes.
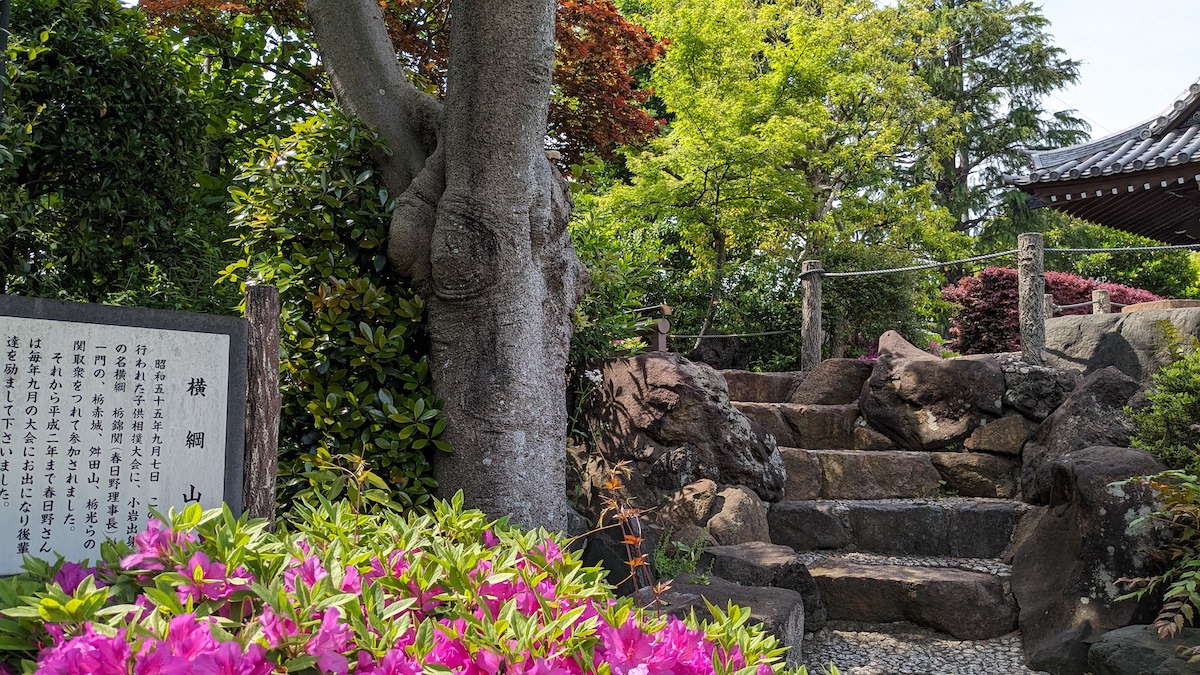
[0,496,796,674]
[943,267,1163,354]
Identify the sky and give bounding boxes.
[1037,0,1200,139]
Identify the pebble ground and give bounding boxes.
[800,621,1048,675]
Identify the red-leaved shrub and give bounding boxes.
[943,267,1163,354]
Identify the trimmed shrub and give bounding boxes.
[0,498,792,674]
[220,111,445,512]
[1,0,233,312]
[943,267,1163,354]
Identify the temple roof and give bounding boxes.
[1006,78,1200,243]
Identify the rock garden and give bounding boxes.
[569,311,1200,675]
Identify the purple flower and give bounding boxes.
[51,562,102,596]
[284,554,328,592]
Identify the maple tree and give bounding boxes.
[139,0,662,165]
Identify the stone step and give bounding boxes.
[806,560,1018,640]
[720,369,805,403]
[768,498,1027,558]
[783,447,1020,500]
[734,402,862,449]
[802,621,1040,675]
[782,448,942,500]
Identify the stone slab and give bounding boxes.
[808,561,1017,640]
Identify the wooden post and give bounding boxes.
[1044,293,1055,318]
[1017,233,1046,365]
[244,284,281,524]
[652,318,670,352]
[1093,289,1111,314]
[801,260,823,371]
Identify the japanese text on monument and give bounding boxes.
[0,317,230,568]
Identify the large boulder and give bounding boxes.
[1088,624,1200,675]
[706,485,771,545]
[1021,367,1141,504]
[1045,308,1200,383]
[1010,446,1167,675]
[963,414,1037,455]
[998,354,1080,421]
[572,353,786,524]
[789,358,873,405]
[861,331,1005,451]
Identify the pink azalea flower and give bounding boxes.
[364,551,410,583]
[36,625,130,675]
[162,614,219,660]
[121,519,196,571]
[535,538,563,564]
[132,640,186,675]
[259,606,298,648]
[599,618,666,675]
[191,641,273,675]
[177,552,250,604]
[482,530,500,547]
[284,554,328,592]
[339,566,362,594]
[306,607,351,675]
[356,650,423,675]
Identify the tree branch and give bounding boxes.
[305,0,442,194]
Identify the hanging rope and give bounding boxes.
[1046,243,1200,254]
[816,250,1017,278]
[670,329,799,339]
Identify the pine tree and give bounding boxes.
[904,0,1088,233]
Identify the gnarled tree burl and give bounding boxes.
[306,0,587,529]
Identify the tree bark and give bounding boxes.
[306,0,586,529]
[694,227,726,352]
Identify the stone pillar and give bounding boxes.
[1017,233,1045,365]
[1093,289,1111,314]
[802,260,823,371]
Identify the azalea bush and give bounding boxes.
[943,266,1163,354]
[0,496,801,674]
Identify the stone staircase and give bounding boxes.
[723,368,1043,674]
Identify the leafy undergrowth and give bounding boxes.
[0,495,808,674]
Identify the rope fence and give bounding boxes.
[654,235,1200,369]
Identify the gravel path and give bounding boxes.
[793,551,1012,577]
[800,621,1047,675]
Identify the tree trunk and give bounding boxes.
[694,227,726,352]
[306,0,586,530]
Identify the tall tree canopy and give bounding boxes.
[139,0,662,166]
[902,0,1088,232]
